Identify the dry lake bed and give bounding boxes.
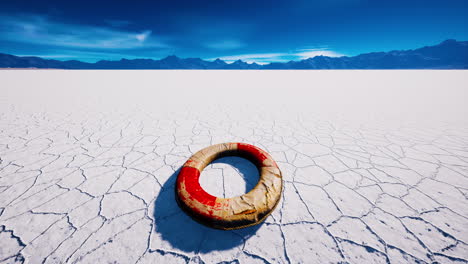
[0,70,467,263]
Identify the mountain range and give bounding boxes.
[1,39,467,69]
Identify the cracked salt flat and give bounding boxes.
[0,70,467,263]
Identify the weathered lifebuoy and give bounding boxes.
[176,143,283,230]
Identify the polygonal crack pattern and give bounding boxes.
[0,106,467,264]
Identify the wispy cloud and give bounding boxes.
[0,14,167,50]
[210,49,345,64]
[0,14,346,63]
[209,53,285,64]
[294,49,344,60]
[135,30,152,42]
[204,39,245,50]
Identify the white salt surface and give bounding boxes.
[0,70,467,263]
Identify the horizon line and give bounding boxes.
[2,39,465,65]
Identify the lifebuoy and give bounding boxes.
[176,143,283,230]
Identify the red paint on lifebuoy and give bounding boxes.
[237,143,268,162]
[177,166,217,207]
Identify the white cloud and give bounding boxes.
[210,49,345,64]
[294,49,344,60]
[135,30,152,42]
[209,53,285,64]
[0,14,167,50]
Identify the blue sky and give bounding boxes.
[1,0,467,63]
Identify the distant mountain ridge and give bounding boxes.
[1,39,467,69]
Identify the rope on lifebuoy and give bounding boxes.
[175,142,283,230]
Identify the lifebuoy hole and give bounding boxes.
[199,156,260,198]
